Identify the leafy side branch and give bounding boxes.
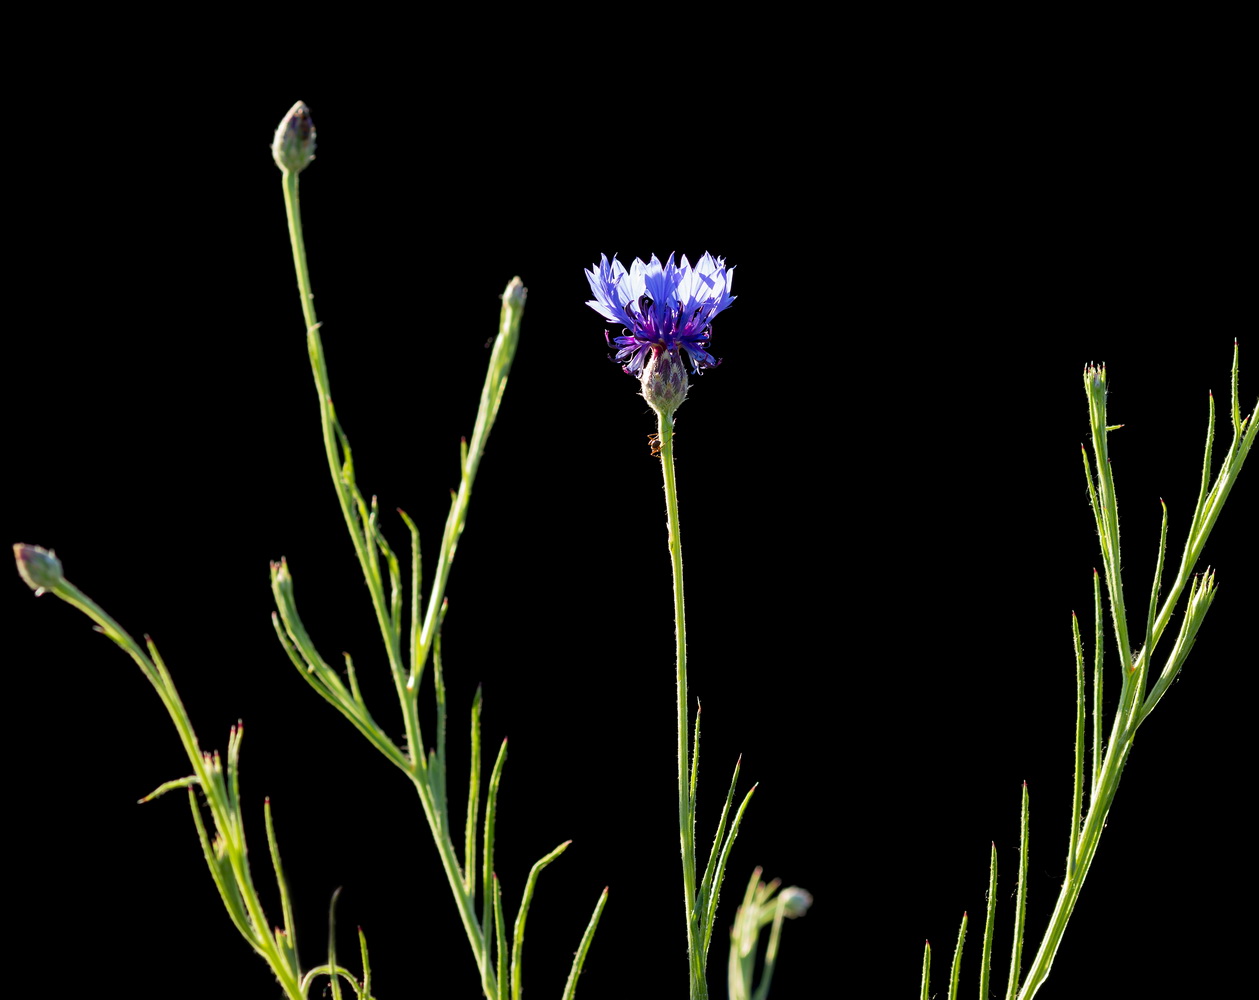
[920,344,1256,1000]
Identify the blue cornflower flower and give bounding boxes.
[585,252,735,376]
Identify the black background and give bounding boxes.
[6,70,1253,1000]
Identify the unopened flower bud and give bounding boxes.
[272,101,316,174]
[641,348,689,417]
[13,544,63,595]
[779,886,813,919]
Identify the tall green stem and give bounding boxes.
[657,411,706,999]
[279,168,494,993]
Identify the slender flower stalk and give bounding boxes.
[587,253,753,999]
[657,409,705,996]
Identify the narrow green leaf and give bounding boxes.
[265,796,299,973]
[433,606,449,839]
[1091,569,1104,795]
[1080,444,1105,554]
[327,887,343,1000]
[1188,389,1217,544]
[1070,612,1085,878]
[270,561,352,703]
[341,652,365,708]
[511,840,571,1000]
[1230,337,1242,437]
[482,737,508,957]
[690,700,701,809]
[397,507,422,684]
[698,754,742,917]
[703,783,758,955]
[358,926,372,999]
[561,887,608,1000]
[269,613,409,773]
[1005,782,1029,1000]
[1084,364,1134,678]
[186,787,252,942]
[464,685,483,898]
[1141,568,1220,722]
[226,722,244,820]
[948,911,967,1000]
[367,494,402,645]
[921,940,931,1000]
[493,874,508,1000]
[979,842,997,1000]
[137,775,199,804]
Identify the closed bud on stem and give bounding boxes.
[779,886,813,918]
[13,544,63,595]
[272,101,316,174]
[641,347,689,418]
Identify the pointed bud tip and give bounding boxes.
[13,543,63,593]
[503,276,527,306]
[272,101,316,174]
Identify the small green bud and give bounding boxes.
[272,101,316,174]
[779,886,813,918]
[641,348,689,417]
[13,543,63,595]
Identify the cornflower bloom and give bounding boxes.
[586,252,735,375]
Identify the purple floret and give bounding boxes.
[585,252,735,374]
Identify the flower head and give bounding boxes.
[13,544,63,596]
[585,253,735,376]
[272,101,316,174]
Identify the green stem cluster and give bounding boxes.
[276,167,605,998]
[27,571,370,999]
[922,346,1256,999]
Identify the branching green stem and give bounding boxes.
[279,166,529,997]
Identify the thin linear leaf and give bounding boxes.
[948,911,967,1000]
[397,507,423,683]
[698,754,742,916]
[433,612,449,839]
[1091,569,1104,795]
[980,843,998,1000]
[493,875,508,1000]
[264,796,299,974]
[327,887,343,1000]
[137,775,199,804]
[464,685,483,897]
[921,940,931,1000]
[511,840,571,1000]
[703,783,758,954]
[1070,612,1085,878]
[358,926,372,999]
[186,787,252,942]
[1004,782,1029,1000]
[481,735,508,997]
[1128,498,1169,725]
[561,887,608,1000]
[690,701,701,808]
